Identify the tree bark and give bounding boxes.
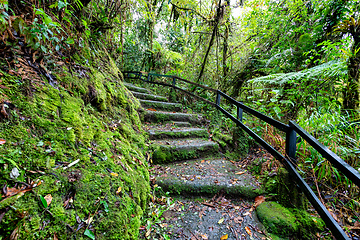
[197,0,223,82]
[344,36,360,111]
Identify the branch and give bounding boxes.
[171,3,209,22]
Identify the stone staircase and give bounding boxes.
[125,81,264,197]
[124,81,267,239]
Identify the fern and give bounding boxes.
[249,60,347,85]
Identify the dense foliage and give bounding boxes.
[1,0,359,238]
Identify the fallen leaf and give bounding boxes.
[245,226,252,236]
[328,209,339,222]
[116,187,122,195]
[235,171,246,175]
[110,172,119,177]
[0,139,5,145]
[147,108,157,111]
[145,228,151,238]
[44,194,53,206]
[254,195,266,208]
[84,229,95,240]
[86,216,94,225]
[218,218,224,224]
[10,226,19,240]
[40,195,48,208]
[220,234,228,240]
[200,233,208,239]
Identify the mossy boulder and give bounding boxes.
[256,201,325,239]
[0,53,150,239]
[256,201,299,237]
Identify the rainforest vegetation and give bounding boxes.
[0,0,359,239]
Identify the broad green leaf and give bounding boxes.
[84,229,95,240]
[40,45,47,53]
[100,200,109,213]
[58,1,67,9]
[43,15,53,25]
[40,195,48,208]
[66,38,75,44]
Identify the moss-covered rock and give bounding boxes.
[256,201,299,237]
[0,53,150,239]
[256,201,325,239]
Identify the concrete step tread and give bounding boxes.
[151,158,264,198]
[140,99,181,106]
[147,127,209,140]
[143,110,203,124]
[147,127,206,133]
[132,91,168,102]
[151,138,217,148]
[124,82,150,93]
[140,99,182,111]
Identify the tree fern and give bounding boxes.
[249,60,347,85]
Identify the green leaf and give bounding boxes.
[40,45,47,53]
[43,15,53,25]
[66,38,75,44]
[49,3,57,8]
[84,229,95,240]
[100,200,109,213]
[40,195,48,208]
[58,1,67,9]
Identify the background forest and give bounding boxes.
[124,0,360,227]
[0,0,359,238]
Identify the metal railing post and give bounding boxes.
[146,74,150,82]
[286,123,297,161]
[237,103,243,122]
[216,91,221,106]
[172,77,176,87]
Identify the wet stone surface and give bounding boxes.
[142,196,269,240]
[151,158,263,198]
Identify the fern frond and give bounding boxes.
[249,60,347,85]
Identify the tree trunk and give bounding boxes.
[197,0,223,82]
[343,35,360,111]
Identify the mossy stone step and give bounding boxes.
[172,121,191,127]
[124,82,150,94]
[143,110,201,124]
[151,158,264,198]
[148,127,208,140]
[151,139,219,163]
[140,99,182,111]
[132,91,168,102]
[256,201,325,238]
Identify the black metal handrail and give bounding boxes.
[123,70,360,240]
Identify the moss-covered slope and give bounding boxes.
[0,55,150,239]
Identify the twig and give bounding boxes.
[202,202,216,208]
[229,224,239,240]
[320,182,360,206]
[189,230,200,240]
[311,164,326,205]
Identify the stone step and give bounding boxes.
[124,82,150,94]
[140,99,182,112]
[143,110,202,124]
[151,158,264,199]
[172,121,191,127]
[148,127,208,140]
[132,91,168,102]
[151,139,219,163]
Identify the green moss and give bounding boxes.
[276,168,307,209]
[0,53,150,239]
[256,201,299,237]
[151,143,219,164]
[256,202,325,239]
